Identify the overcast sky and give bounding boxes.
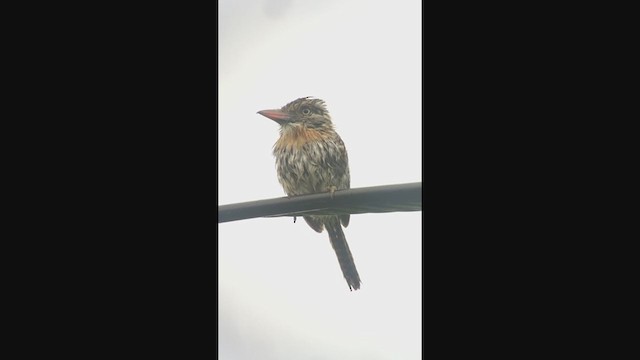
[219,0,421,358]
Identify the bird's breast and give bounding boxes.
[272,127,346,195]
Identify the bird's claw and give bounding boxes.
[328,186,337,199]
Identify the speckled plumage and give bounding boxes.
[258,97,361,291]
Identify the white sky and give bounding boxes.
[218,0,421,358]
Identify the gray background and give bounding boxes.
[219,0,421,358]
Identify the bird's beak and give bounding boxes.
[257,109,291,123]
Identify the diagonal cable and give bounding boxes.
[219,182,421,223]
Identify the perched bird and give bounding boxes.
[257,97,361,291]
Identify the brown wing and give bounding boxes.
[304,216,324,233]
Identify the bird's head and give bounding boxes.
[257,97,333,131]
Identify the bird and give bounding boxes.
[257,97,361,291]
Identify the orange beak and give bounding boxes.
[257,109,291,124]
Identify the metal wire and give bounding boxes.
[218,182,421,223]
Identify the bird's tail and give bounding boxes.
[325,217,361,291]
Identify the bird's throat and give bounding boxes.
[275,126,326,151]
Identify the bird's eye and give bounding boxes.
[301,108,311,115]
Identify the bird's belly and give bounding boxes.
[274,144,339,196]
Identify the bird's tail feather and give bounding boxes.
[325,217,361,291]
